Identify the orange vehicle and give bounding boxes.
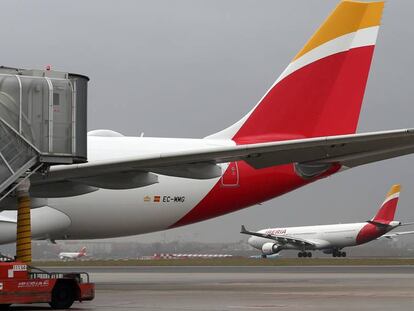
[0,260,94,309]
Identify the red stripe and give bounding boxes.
[356,223,386,245]
[233,46,375,143]
[171,161,340,228]
[373,197,399,223]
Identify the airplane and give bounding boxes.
[58,247,87,260]
[2,0,414,244]
[242,185,414,258]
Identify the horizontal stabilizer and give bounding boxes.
[379,231,414,240]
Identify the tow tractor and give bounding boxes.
[0,66,95,309]
[0,256,94,309]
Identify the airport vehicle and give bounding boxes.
[0,259,94,309]
[242,185,414,258]
[58,247,87,260]
[2,1,414,243]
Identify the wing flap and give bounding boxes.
[32,128,414,186]
[245,129,414,169]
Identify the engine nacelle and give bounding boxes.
[294,162,332,179]
[261,242,280,255]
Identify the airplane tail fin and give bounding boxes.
[207,0,384,144]
[372,184,401,224]
[79,246,87,255]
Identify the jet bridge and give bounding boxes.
[0,66,89,264]
[0,66,88,196]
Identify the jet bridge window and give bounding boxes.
[20,76,50,151]
[0,75,20,131]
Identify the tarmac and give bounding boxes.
[11,266,414,310]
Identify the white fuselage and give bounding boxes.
[58,252,85,260]
[46,136,233,239]
[0,135,237,242]
[248,222,397,253]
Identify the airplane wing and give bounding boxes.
[240,225,315,247]
[32,128,414,188]
[379,231,414,240]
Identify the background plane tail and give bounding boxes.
[208,0,385,144]
[372,184,401,223]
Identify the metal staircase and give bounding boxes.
[0,120,38,194]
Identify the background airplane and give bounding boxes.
[58,247,87,260]
[2,1,414,244]
[242,185,414,258]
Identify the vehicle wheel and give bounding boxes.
[332,252,337,257]
[307,252,312,258]
[298,252,303,258]
[341,252,346,257]
[49,282,75,309]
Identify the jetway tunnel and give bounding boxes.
[0,66,89,195]
[0,66,89,263]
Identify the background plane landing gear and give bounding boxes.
[298,252,312,258]
[261,254,267,259]
[332,250,346,257]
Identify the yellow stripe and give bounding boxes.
[293,0,384,61]
[386,184,401,198]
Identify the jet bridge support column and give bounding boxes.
[16,178,32,264]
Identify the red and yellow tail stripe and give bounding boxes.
[295,0,384,60]
[381,184,401,207]
[278,0,384,86]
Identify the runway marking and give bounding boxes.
[227,305,287,309]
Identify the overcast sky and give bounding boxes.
[2,0,414,243]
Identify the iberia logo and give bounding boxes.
[143,196,151,202]
[153,195,161,203]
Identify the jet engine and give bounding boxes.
[294,162,332,179]
[261,242,281,255]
